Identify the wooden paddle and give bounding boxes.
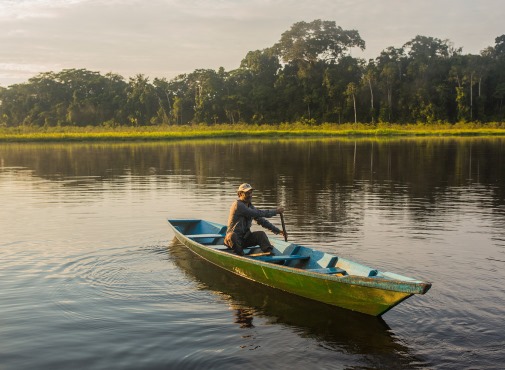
[280,213,288,242]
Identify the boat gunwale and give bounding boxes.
[168,221,431,295]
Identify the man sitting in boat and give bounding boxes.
[224,183,286,256]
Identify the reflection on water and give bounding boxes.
[168,240,426,368]
[1,138,505,369]
[2,138,504,186]
[2,138,505,236]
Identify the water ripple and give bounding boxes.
[46,243,228,327]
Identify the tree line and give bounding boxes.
[1,20,505,127]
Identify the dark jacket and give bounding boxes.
[226,199,280,239]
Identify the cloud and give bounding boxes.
[0,0,504,87]
[0,0,91,20]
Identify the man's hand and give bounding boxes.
[277,207,285,214]
[279,230,288,239]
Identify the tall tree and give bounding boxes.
[323,56,362,122]
[126,74,157,125]
[494,35,505,57]
[375,47,405,122]
[238,48,280,122]
[274,19,365,64]
[273,20,365,121]
[345,82,358,123]
[403,35,450,61]
[362,61,377,122]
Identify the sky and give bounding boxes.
[0,0,504,87]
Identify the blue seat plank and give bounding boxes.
[253,254,309,262]
[215,245,258,253]
[186,234,224,238]
[307,267,347,275]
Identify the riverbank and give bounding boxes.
[1,122,505,142]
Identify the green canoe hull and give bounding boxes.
[168,219,431,316]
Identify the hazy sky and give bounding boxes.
[1,0,503,87]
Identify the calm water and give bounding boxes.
[1,138,504,369]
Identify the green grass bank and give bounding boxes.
[1,122,505,142]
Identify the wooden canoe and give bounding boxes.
[167,219,432,316]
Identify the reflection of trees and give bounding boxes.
[1,137,504,231]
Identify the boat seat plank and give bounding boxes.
[186,234,225,238]
[253,254,309,262]
[308,267,347,275]
[214,246,260,254]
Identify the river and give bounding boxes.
[1,138,504,369]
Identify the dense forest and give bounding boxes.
[1,20,505,127]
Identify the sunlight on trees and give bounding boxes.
[1,21,504,127]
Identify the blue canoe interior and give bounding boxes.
[167,218,432,315]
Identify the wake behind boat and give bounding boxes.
[167,218,431,316]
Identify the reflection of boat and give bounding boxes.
[167,219,432,316]
[168,240,425,366]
